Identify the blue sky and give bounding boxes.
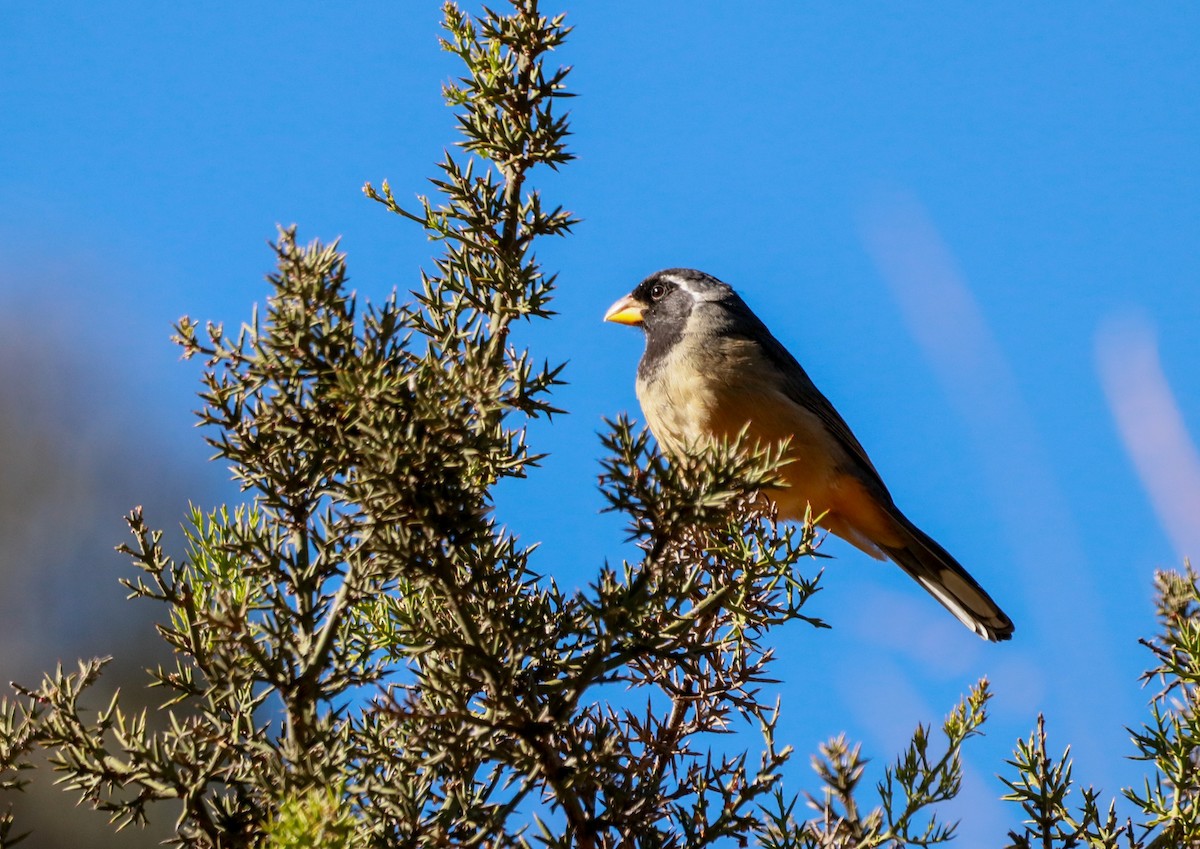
[3,2,1199,842]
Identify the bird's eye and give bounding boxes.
[649,283,666,301]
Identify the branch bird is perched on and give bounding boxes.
[605,268,1014,642]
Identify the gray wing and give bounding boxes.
[720,295,891,497]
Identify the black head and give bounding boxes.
[605,268,746,376]
[604,268,734,329]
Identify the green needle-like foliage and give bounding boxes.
[3,3,1200,848]
[761,681,990,849]
[0,3,830,846]
[1001,566,1200,849]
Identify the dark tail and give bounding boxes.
[881,514,1014,642]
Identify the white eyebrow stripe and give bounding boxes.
[669,275,703,300]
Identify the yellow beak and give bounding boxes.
[604,295,645,326]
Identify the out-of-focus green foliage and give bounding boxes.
[265,786,357,849]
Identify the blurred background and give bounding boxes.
[2,3,1197,845]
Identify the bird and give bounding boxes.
[604,268,1014,642]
